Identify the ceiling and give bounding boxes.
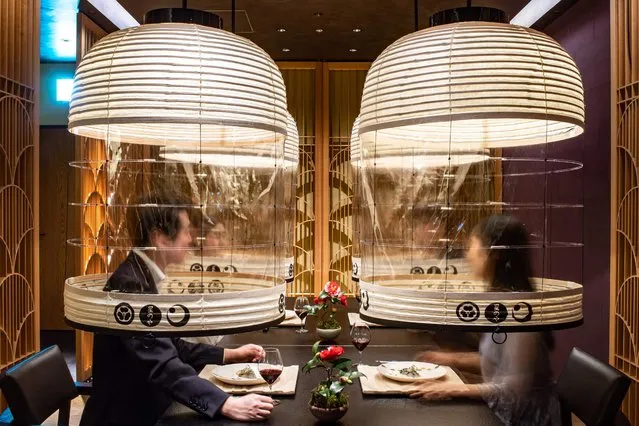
[116,0,530,61]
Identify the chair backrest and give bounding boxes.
[0,345,78,425]
[556,347,631,426]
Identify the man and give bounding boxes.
[80,191,274,425]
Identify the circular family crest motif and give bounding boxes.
[114,302,134,325]
[512,302,533,322]
[206,264,221,272]
[410,266,425,274]
[190,263,203,272]
[456,301,480,322]
[362,290,370,310]
[484,302,508,324]
[427,266,442,274]
[278,294,285,313]
[167,304,190,327]
[208,280,224,293]
[223,265,237,273]
[139,304,162,327]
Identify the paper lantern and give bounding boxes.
[69,23,288,146]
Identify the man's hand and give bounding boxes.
[224,344,265,364]
[220,394,274,421]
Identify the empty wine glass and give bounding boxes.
[258,347,283,392]
[351,320,371,366]
[293,296,309,334]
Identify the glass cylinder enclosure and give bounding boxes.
[356,22,585,331]
[64,21,295,336]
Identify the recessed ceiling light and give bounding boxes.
[349,48,358,52]
[353,28,362,33]
[313,12,322,17]
[277,28,286,33]
[61,38,71,42]
[315,28,324,33]
[282,48,290,52]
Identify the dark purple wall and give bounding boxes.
[501,0,610,374]
[544,0,611,371]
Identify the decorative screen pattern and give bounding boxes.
[281,67,317,295]
[328,68,367,295]
[612,0,639,422]
[0,0,39,406]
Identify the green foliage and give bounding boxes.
[309,383,349,409]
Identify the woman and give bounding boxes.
[410,215,561,426]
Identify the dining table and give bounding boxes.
[157,299,502,426]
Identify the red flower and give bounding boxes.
[314,296,327,305]
[324,281,342,297]
[319,346,345,361]
[339,295,348,307]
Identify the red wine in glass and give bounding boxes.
[259,368,283,385]
[294,296,309,334]
[350,322,371,365]
[352,337,370,352]
[258,348,283,391]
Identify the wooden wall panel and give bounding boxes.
[327,64,368,295]
[611,0,639,422]
[40,127,74,330]
[0,0,40,408]
[279,63,319,295]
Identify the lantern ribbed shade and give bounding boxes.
[158,113,298,166]
[350,116,361,163]
[69,23,288,146]
[359,22,585,149]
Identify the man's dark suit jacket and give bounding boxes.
[79,252,229,426]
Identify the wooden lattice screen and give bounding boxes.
[611,0,639,422]
[0,0,40,408]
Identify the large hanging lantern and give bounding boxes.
[68,21,288,146]
[356,21,585,332]
[65,12,294,336]
[358,22,585,150]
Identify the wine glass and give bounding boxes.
[258,347,283,392]
[351,321,371,366]
[293,296,309,334]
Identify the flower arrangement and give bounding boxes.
[304,281,348,330]
[303,341,363,416]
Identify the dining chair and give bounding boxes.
[0,345,88,426]
[556,347,631,426]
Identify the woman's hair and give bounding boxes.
[471,215,534,292]
[472,215,555,350]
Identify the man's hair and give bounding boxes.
[127,190,193,248]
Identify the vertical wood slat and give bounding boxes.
[611,0,639,423]
[0,0,40,410]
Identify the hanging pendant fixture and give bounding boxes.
[355,8,585,333]
[68,9,288,146]
[358,21,585,150]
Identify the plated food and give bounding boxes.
[211,364,266,386]
[377,361,447,382]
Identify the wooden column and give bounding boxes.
[0,0,40,408]
[610,0,639,422]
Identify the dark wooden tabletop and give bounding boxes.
[157,300,501,426]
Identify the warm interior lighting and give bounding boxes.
[359,22,585,150]
[68,23,288,147]
[510,0,562,27]
[159,114,299,167]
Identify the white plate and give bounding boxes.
[211,364,266,386]
[377,361,447,382]
[285,310,296,320]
